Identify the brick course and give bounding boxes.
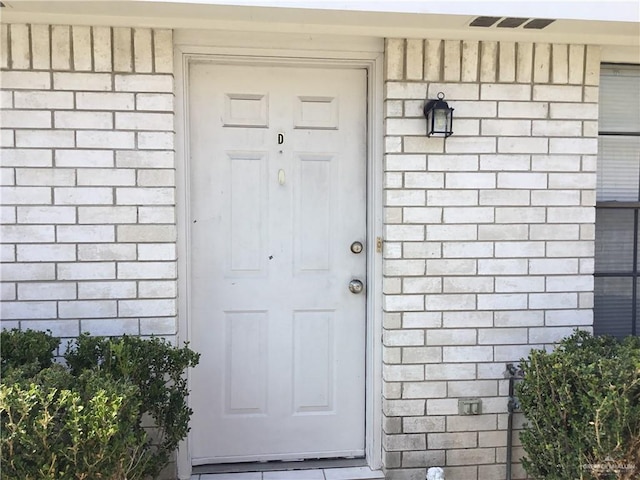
[0,24,176,340]
[382,38,598,480]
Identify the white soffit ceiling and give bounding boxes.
[0,0,639,46]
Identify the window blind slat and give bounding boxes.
[596,136,640,202]
[594,277,634,338]
[595,209,635,272]
[599,66,640,132]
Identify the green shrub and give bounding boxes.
[0,329,200,480]
[65,334,201,478]
[517,330,640,480]
[1,368,146,480]
[1,329,60,378]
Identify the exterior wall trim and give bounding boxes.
[173,37,384,478]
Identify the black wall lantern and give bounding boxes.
[424,92,454,137]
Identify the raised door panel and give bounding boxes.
[225,152,268,275]
[294,154,334,273]
[224,311,269,416]
[293,310,335,414]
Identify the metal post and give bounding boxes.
[505,363,523,480]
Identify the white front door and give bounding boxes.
[188,62,367,465]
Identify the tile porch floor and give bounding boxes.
[190,466,385,480]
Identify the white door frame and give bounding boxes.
[174,32,384,479]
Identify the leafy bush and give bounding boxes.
[1,329,60,378]
[1,368,145,480]
[65,334,201,477]
[517,330,640,480]
[0,330,200,480]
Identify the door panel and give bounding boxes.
[293,309,335,413]
[295,154,334,272]
[189,62,367,464]
[227,152,267,273]
[224,311,269,415]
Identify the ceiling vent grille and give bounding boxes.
[523,18,556,29]
[470,16,556,29]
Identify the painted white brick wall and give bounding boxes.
[383,38,598,480]
[0,24,176,341]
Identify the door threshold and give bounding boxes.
[193,458,368,475]
[191,464,385,480]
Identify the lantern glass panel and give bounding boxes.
[433,109,449,132]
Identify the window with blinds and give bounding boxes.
[594,64,640,337]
